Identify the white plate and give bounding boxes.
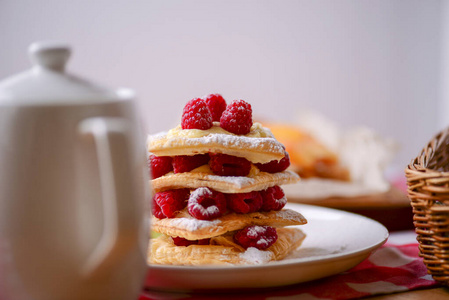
[145,203,389,291]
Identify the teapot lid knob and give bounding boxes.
[29,42,71,72]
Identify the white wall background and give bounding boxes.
[0,0,446,171]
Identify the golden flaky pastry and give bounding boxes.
[151,168,300,193]
[147,123,286,164]
[152,208,307,240]
[149,227,306,265]
[266,123,350,181]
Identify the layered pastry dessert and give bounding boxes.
[147,94,307,265]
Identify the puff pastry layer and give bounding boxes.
[152,208,307,240]
[148,131,286,164]
[151,169,300,193]
[149,227,306,265]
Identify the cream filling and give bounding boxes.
[166,122,274,139]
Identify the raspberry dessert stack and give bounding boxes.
[148,94,307,265]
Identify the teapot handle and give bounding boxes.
[78,117,142,279]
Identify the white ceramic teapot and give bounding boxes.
[0,42,149,300]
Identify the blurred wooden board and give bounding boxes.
[288,187,414,232]
[289,186,409,209]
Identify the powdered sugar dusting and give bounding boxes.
[240,247,273,264]
[168,217,221,232]
[147,131,167,143]
[187,187,226,219]
[204,174,254,188]
[203,170,299,189]
[247,226,271,248]
[276,195,287,206]
[247,225,267,238]
[276,209,306,222]
[169,133,283,153]
[257,238,269,247]
[191,186,212,198]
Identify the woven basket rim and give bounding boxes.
[406,127,449,173]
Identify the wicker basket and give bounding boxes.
[405,127,449,284]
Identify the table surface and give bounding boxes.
[370,286,449,299]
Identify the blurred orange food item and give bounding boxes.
[266,123,350,181]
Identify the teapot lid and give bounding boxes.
[0,42,133,105]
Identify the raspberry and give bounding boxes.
[220,100,253,135]
[149,154,173,179]
[260,186,287,211]
[152,197,166,219]
[173,154,210,173]
[209,153,251,176]
[226,192,263,214]
[234,226,278,250]
[256,152,290,173]
[181,98,213,130]
[154,189,190,218]
[172,237,210,246]
[203,93,227,122]
[188,187,227,220]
